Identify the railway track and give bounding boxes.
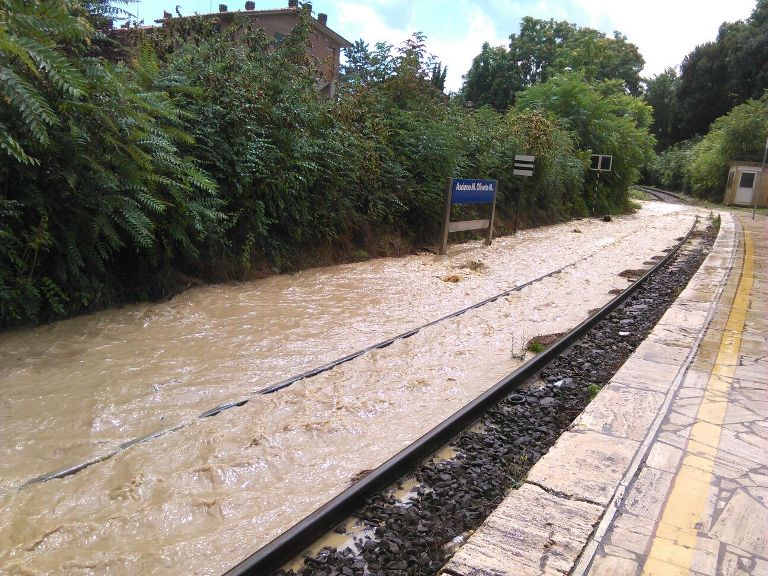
[17,190,696,493]
[20,224,666,489]
[1,196,714,575]
[224,215,719,576]
[636,185,690,204]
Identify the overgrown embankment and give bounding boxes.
[0,3,656,329]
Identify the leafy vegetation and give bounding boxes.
[645,96,767,201]
[645,140,697,193]
[642,1,767,203]
[687,96,768,200]
[527,340,545,354]
[1,2,656,329]
[643,67,679,150]
[0,0,87,165]
[462,17,644,111]
[517,74,656,213]
[673,1,768,141]
[644,1,768,145]
[1,1,223,326]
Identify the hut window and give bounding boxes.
[739,172,756,188]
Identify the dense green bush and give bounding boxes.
[645,140,697,192]
[688,96,768,201]
[1,1,225,327]
[516,74,656,213]
[1,3,655,329]
[451,106,585,224]
[149,14,357,272]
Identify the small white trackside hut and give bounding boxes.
[724,161,768,207]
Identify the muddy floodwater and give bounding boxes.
[0,203,705,575]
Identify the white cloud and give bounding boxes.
[335,0,509,92]
[428,4,508,92]
[572,0,756,76]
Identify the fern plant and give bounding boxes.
[0,0,90,164]
[1,1,225,328]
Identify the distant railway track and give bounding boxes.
[636,185,690,204]
[225,216,716,576]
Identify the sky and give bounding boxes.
[133,0,758,92]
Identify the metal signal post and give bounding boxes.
[589,154,613,213]
[752,137,767,220]
[513,155,535,234]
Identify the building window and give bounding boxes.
[274,32,284,44]
[739,172,756,188]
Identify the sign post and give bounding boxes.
[439,178,498,255]
[513,154,535,234]
[589,154,613,213]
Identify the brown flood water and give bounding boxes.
[0,203,704,574]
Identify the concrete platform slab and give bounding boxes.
[525,431,640,507]
[570,384,665,441]
[443,483,602,576]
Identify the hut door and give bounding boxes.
[735,171,757,204]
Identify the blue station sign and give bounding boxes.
[450,179,497,205]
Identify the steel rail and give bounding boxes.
[637,186,689,204]
[223,216,700,575]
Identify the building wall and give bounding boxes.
[244,12,342,96]
[183,6,348,98]
[112,5,350,98]
[724,162,768,207]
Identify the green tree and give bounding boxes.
[719,0,768,110]
[1,2,223,327]
[340,39,374,92]
[430,62,447,92]
[517,74,655,213]
[509,18,576,87]
[462,42,520,110]
[674,41,731,140]
[644,68,680,150]
[688,96,768,200]
[461,17,644,111]
[552,29,644,95]
[0,0,87,164]
[673,1,768,142]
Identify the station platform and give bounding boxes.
[442,212,767,576]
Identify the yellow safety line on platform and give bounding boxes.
[641,229,754,576]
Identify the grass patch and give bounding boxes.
[527,341,546,354]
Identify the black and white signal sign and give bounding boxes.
[590,154,613,172]
[513,154,535,177]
